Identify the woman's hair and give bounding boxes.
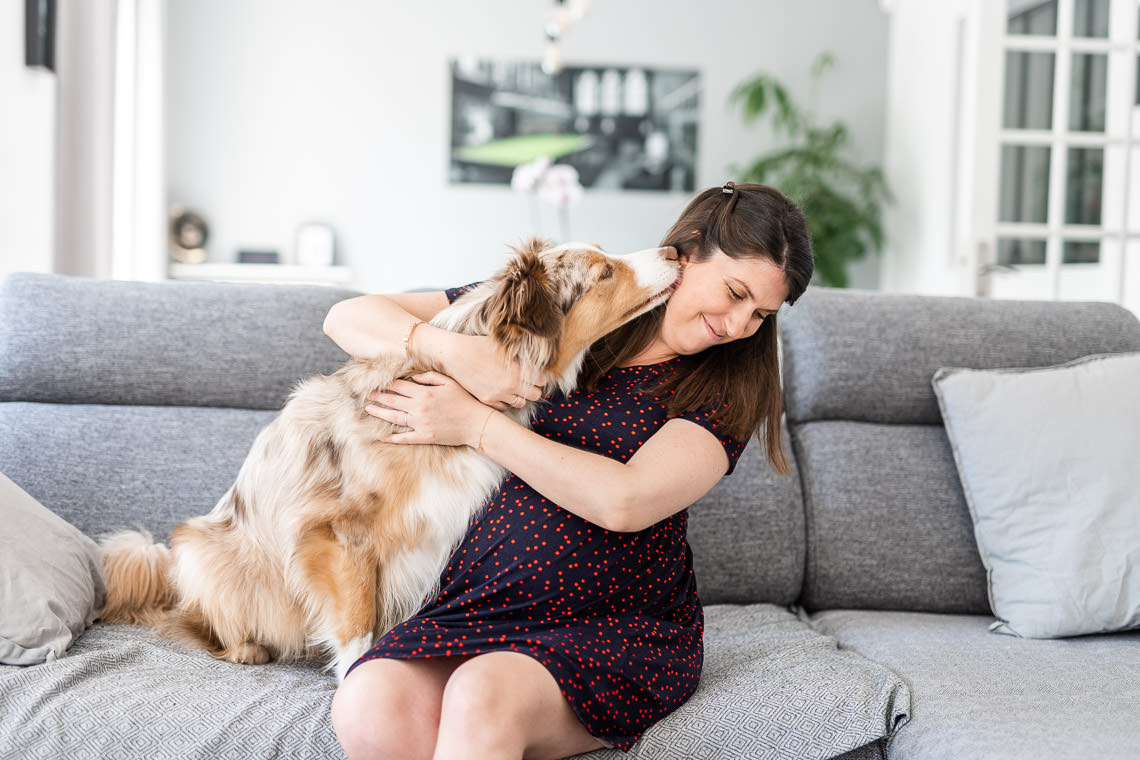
[580,183,814,474]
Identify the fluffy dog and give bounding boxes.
[100,238,679,680]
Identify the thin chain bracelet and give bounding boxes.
[402,319,426,358]
[476,409,496,452]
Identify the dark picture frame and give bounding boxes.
[449,58,700,192]
[25,0,56,72]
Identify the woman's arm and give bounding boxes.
[323,292,451,359]
[477,410,729,532]
[371,372,730,532]
[323,293,545,410]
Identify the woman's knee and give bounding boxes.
[434,655,522,755]
[436,652,600,759]
[331,659,448,760]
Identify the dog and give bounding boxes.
[99,238,680,680]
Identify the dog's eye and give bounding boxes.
[599,263,613,280]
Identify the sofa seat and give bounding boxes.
[593,604,910,760]
[0,624,341,759]
[0,605,909,760]
[809,610,1140,760]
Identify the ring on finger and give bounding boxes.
[403,412,409,427]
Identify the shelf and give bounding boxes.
[169,262,354,287]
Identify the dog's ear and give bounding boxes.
[483,245,562,356]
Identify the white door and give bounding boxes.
[983,0,1140,314]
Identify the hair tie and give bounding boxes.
[722,181,736,195]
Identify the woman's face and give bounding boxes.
[659,246,790,356]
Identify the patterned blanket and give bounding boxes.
[0,604,908,759]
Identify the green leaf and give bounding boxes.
[727,51,892,287]
[810,52,836,81]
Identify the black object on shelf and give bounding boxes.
[237,250,280,265]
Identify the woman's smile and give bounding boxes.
[662,247,789,356]
[702,315,724,342]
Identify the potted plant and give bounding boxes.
[729,53,891,288]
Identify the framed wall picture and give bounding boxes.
[449,58,699,192]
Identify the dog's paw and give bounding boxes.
[223,642,271,665]
[333,633,375,682]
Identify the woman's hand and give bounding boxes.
[322,292,545,411]
[366,371,493,447]
[421,331,545,412]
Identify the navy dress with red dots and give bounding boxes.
[349,285,746,751]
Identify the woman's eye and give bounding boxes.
[728,287,743,300]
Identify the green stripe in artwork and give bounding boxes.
[453,134,593,167]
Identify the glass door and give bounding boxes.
[987,0,1140,313]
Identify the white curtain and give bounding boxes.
[55,0,165,280]
[111,0,165,281]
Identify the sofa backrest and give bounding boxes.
[0,273,357,541]
[0,272,805,605]
[0,272,355,409]
[688,427,805,606]
[779,288,1140,613]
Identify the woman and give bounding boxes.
[326,182,813,760]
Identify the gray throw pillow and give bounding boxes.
[0,473,106,664]
[932,353,1140,638]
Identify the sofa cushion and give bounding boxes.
[0,606,910,760]
[0,473,105,665]
[0,272,354,410]
[780,289,1140,615]
[0,402,276,541]
[809,609,1140,760]
[780,289,1140,425]
[0,400,804,608]
[688,428,805,606]
[793,421,989,614]
[933,352,1140,638]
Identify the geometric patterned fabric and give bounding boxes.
[1,606,909,759]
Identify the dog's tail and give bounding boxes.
[99,530,176,626]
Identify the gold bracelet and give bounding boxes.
[476,409,496,453]
[402,319,426,359]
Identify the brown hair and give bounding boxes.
[580,183,814,474]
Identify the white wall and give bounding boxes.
[0,0,56,279]
[165,0,890,293]
[879,0,999,297]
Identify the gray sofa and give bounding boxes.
[1,271,1137,759]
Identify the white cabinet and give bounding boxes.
[882,0,1140,314]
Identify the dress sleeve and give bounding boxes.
[672,408,748,476]
[444,282,481,304]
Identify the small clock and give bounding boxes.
[169,207,208,264]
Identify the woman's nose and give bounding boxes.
[726,308,752,338]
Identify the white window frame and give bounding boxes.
[985,0,1140,307]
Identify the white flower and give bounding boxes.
[538,164,583,208]
[510,156,553,194]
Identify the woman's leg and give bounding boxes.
[433,651,605,760]
[332,651,605,760]
[332,656,459,760]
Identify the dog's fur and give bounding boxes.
[100,239,678,680]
